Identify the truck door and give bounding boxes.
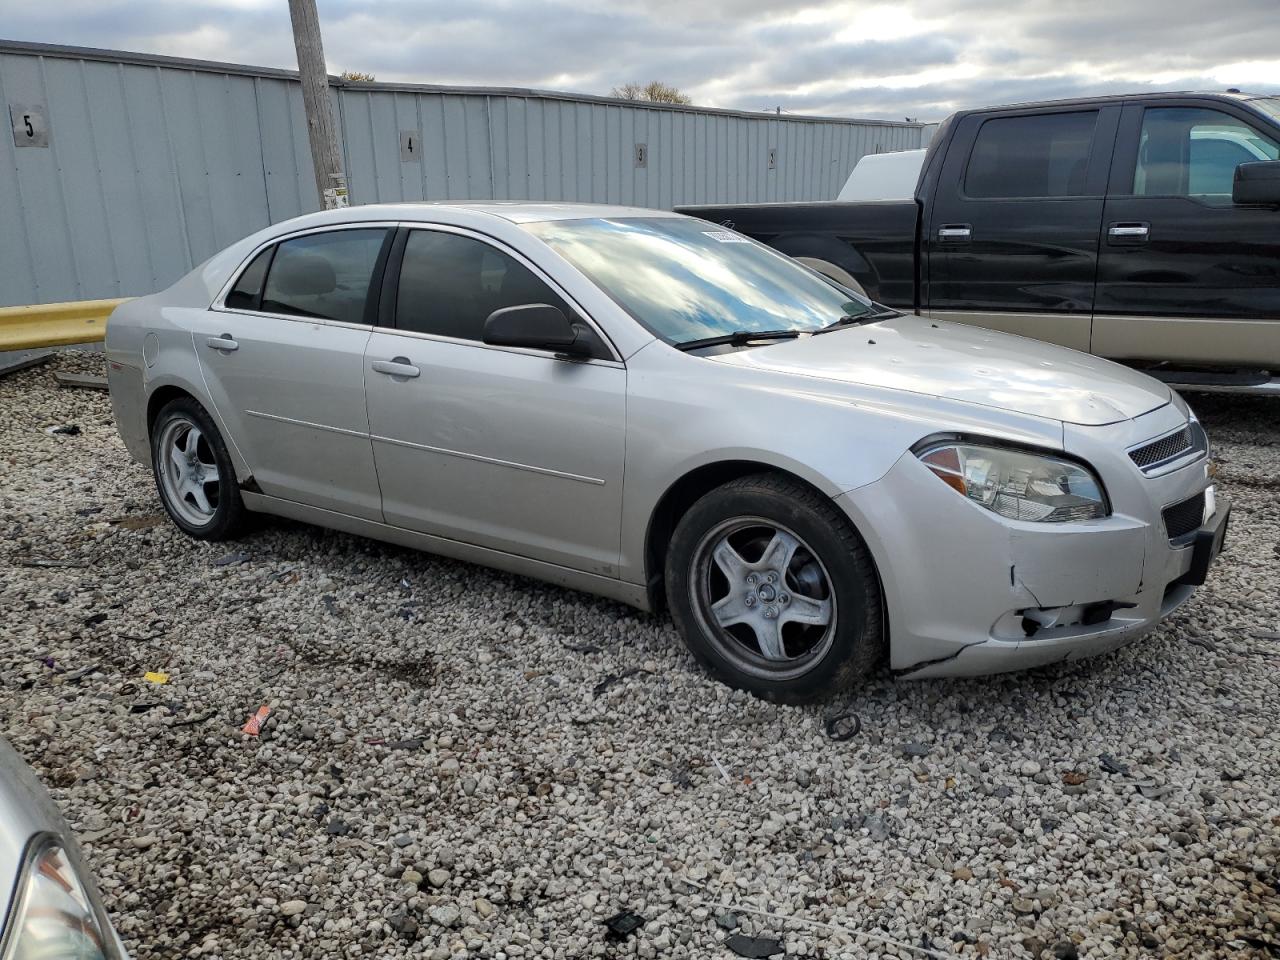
[1092,99,1280,369]
[925,105,1119,351]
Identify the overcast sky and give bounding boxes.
[3,0,1278,120]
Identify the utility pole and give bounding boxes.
[288,0,348,209]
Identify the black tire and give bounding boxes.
[150,396,247,541]
[665,472,883,703]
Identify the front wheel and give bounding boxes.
[151,397,247,540]
[665,473,883,703]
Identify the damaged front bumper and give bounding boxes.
[836,408,1224,679]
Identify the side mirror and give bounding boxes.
[482,303,589,355]
[1233,160,1280,206]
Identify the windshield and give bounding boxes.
[523,216,876,344]
[1250,96,1280,126]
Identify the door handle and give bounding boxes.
[937,224,972,241]
[1107,222,1150,242]
[205,335,239,352]
[371,357,420,379]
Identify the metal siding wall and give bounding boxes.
[118,65,193,296]
[0,44,929,306]
[0,53,37,306]
[1,51,76,304]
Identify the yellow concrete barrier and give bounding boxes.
[0,298,130,351]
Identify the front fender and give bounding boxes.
[617,341,1066,585]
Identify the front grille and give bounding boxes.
[1163,491,1205,541]
[1130,426,1195,471]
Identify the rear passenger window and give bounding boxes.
[226,247,272,310]
[395,230,572,342]
[261,229,388,325]
[965,111,1098,198]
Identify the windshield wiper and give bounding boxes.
[672,329,802,352]
[815,308,901,334]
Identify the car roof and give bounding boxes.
[952,90,1269,117]
[430,202,682,223]
[282,201,682,228]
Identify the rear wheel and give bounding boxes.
[794,257,868,297]
[665,473,883,703]
[151,397,246,540]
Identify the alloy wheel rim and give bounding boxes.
[157,417,221,527]
[689,516,837,681]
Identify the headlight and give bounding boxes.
[918,443,1108,522]
[3,841,110,960]
[1187,405,1210,457]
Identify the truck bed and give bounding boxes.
[675,200,920,309]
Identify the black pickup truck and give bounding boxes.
[679,91,1280,391]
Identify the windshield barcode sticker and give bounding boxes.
[702,230,749,243]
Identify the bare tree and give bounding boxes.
[610,81,692,105]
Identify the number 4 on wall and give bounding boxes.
[400,129,420,164]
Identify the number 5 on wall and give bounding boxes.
[9,103,49,148]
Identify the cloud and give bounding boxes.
[756,35,961,87]
[0,0,1276,120]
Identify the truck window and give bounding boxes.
[964,111,1098,199]
[1134,107,1279,200]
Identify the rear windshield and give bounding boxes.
[523,216,874,343]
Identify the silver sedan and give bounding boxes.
[0,739,130,959]
[106,203,1228,702]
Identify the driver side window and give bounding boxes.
[395,230,573,342]
[1134,107,1280,201]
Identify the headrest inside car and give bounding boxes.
[272,252,337,295]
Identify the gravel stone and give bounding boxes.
[388,913,418,940]
[2,354,1277,960]
[428,903,460,928]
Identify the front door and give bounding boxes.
[925,105,1119,351]
[1093,100,1280,368]
[196,226,391,520]
[364,227,627,575]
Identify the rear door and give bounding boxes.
[197,225,391,520]
[925,105,1120,351]
[1093,99,1280,368]
[364,225,627,575]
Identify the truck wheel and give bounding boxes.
[795,257,868,297]
[665,473,884,703]
[151,397,247,541]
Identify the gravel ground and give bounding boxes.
[2,351,1278,960]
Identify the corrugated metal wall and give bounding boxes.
[339,88,923,210]
[0,41,930,307]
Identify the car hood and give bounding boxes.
[708,314,1171,426]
